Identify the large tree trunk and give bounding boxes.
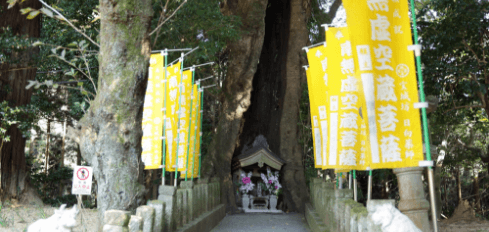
[69,0,153,224]
[0,0,43,205]
[201,0,268,213]
[278,0,311,212]
[236,0,311,212]
[203,0,312,213]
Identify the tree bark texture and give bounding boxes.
[201,0,268,213]
[71,0,153,221]
[0,0,42,204]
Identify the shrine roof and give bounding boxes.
[235,144,285,170]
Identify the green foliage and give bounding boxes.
[30,166,73,204]
[151,0,241,82]
[0,101,39,151]
[0,27,34,64]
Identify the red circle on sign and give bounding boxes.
[77,168,89,181]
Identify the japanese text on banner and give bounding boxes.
[324,27,369,171]
[343,0,424,169]
[142,54,164,169]
[181,84,200,179]
[306,45,329,169]
[175,70,193,173]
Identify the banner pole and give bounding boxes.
[162,49,168,186]
[408,1,438,231]
[184,67,195,182]
[174,53,185,187]
[336,173,339,189]
[367,170,372,200]
[353,170,357,201]
[349,171,352,189]
[198,87,204,179]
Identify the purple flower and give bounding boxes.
[275,186,278,189]
[268,180,273,184]
[242,177,251,184]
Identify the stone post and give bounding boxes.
[147,200,164,232]
[334,188,353,232]
[135,206,155,232]
[128,215,143,232]
[181,181,194,222]
[158,185,177,232]
[198,178,210,213]
[322,182,335,228]
[393,167,431,232]
[176,189,184,228]
[103,210,131,232]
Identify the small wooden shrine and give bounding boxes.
[232,135,285,212]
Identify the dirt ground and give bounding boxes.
[0,203,99,232]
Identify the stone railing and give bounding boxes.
[102,177,225,232]
[305,177,416,232]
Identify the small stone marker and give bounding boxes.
[128,215,143,232]
[136,205,155,232]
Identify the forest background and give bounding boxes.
[1,0,489,224]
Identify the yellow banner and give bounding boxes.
[193,87,202,178]
[165,61,181,172]
[324,27,370,171]
[343,0,424,169]
[142,54,164,169]
[181,84,200,179]
[176,70,193,174]
[306,45,328,169]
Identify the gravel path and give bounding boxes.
[0,204,99,232]
[210,213,311,232]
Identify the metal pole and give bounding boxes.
[183,62,214,71]
[339,173,343,189]
[184,67,195,182]
[367,170,372,200]
[301,42,327,51]
[162,49,168,186]
[174,53,185,187]
[198,87,204,179]
[197,75,214,82]
[353,170,357,201]
[152,48,193,54]
[349,171,352,189]
[336,173,339,189]
[408,1,437,231]
[168,47,199,66]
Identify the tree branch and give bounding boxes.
[325,0,342,23]
[38,0,100,48]
[444,104,484,113]
[152,0,171,47]
[149,0,188,36]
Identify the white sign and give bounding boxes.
[71,166,93,195]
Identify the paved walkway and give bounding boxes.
[210,213,311,232]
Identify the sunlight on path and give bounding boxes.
[210,213,311,232]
